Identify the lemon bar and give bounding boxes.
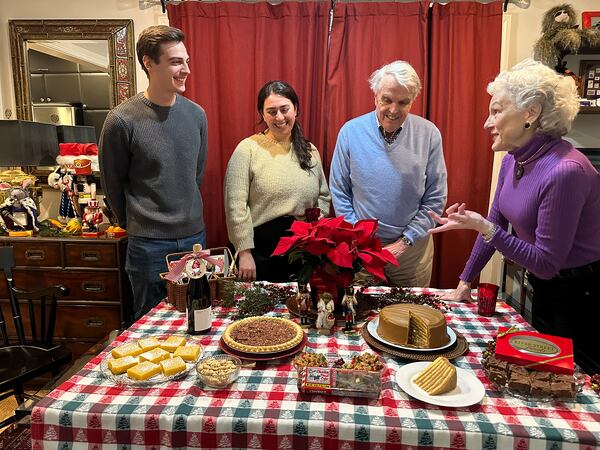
[138,337,161,351]
[112,342,144,359]
[161,335,187,353]
[160,356,187,377]
[139,347,170,364]
[107,356,138,375]
[127,361,161,381]
[173,344,201,362]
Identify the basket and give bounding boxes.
[161,246,237,312]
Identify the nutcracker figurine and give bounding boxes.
[297,282,311,327]
[316,292,335,335]
[82,199,104,237]
[341,286,358,332]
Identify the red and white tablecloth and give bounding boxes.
[31,289,600,449]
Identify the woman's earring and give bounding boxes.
[524,122,531,129]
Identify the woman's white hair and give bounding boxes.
[369,60,422,100]
[487,59,579,136]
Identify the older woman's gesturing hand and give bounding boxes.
[427,203,490,235]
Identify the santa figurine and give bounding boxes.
[48,143,99,223]
[82,198,104,237]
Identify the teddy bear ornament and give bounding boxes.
[533,4,600,73]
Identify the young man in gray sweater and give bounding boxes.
[99,25,208,321]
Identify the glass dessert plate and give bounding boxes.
[482,360,585,403]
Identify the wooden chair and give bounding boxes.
[0,246,72,428]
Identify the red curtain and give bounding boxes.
[324,1,429,169]
[428,1,502,287]
[168,2,330,247]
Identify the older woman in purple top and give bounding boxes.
[428,59,600,375]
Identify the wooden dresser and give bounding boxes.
[0,235,132,358]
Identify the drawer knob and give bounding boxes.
[81,251,100,261]
[25,249,45,260]
[82,282,105,292]
[85,318,105,327]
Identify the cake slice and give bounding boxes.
[138,337,161,351]
[107,355,138,375]
[413,357,457,395]
[160,356,187,377]
[173,344,201,362]
[127,361,161,381]
[161,335,187,353]
[139,347,170,364]
[111,342,144,359]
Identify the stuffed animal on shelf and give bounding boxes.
[0,179,39,235]
[533,4,600,73]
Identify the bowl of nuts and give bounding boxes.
[196,354,241,388]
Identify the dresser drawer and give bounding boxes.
[65,243,117,268]
[11,242,61,267]
[1,300,120,341]
[14,270,120,301]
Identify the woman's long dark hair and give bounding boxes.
[257,80,313,171]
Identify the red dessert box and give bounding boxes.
[495,327,574,375]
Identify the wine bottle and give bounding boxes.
[186,244,212,335]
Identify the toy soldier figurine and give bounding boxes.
[297,282,311,327]
[342,286,358,332]
[316,292,335,335]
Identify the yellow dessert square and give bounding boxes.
[161,335,187,353]
[107,356,138,375]
[127,361,161,381]
[138,337,161,351]
[111,342,144,359]
[139,347,170,364]
[160,356,187,377]
[173,344,201,362]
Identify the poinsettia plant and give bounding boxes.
[272,216,398,286]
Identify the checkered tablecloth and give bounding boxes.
[31,289,600,450]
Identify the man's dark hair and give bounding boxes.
[136,25,184,77]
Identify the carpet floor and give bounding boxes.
[0,423,31,450]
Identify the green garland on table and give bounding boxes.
[220,281,296,319]
[356,286,450,312]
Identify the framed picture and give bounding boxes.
[579,60,600,107]
[581,11,600,29]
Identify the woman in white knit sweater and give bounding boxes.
[224,81,331,282]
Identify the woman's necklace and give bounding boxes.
[514,141,550,180]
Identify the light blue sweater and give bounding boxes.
[329,111,447,243]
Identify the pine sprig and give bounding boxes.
[220,281,296,319]
[357,286,450,312]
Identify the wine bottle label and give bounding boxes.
[193,306,212,331]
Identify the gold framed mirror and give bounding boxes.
[9,19,137,121]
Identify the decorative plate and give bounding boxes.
[367,317,457,352]
[396,362,486,407]
[101,335,203,387]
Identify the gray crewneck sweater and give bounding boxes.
[99,93,208,239]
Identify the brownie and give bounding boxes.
[486,355,508,372]
[530,370,553,382]
[530,379,550,397]
[508,364,529,378]
[551,380,574,398]
[488,368,508,386]
[553,373,573,384]
[508,374,531,394]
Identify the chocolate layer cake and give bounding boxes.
[377,304,449,348]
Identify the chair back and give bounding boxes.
[0,247,68,348]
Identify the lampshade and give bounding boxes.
[56,125,97,145]
[0,120,59,166]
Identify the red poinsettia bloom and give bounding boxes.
[272,216,397,284]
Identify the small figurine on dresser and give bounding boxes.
[82,198,104,237]
[0,179,39,236]
[297,282,311,327]
[341,286,358,333]
[316,292,335,335]
[48,143,99,222]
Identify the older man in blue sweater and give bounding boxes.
[330,60,447,287]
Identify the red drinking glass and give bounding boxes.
[477,283,499,316]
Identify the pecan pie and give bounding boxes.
[222,317,304,353]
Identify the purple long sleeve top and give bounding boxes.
[461,134,600,281]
